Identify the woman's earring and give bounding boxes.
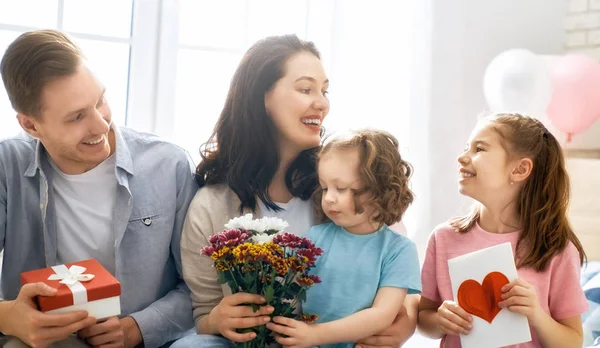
[510,181,514,185]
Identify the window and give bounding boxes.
[0,2,429,346]
[154,0,336,164]
[0,0,133,138]
[1,0,412,167]
[0,30,22,138]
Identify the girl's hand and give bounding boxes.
[267,316,315,348]
[436,300,473,335]
[498,278,543,326]
[209,292,274,342]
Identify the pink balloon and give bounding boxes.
[547,54,600,139]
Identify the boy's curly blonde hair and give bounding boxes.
[314,129,414,226]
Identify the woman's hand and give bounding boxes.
[208,292,274,342]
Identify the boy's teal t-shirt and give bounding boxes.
[302,222,422,347]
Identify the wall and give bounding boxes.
[564,0,600,148]
[409,0,568,249]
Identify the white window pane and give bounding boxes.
[173,49,242,164]
[63,0,133,38]
[0,0,58,28]
[0,30,25,139]
[247,0,308,44]
[323,1,411,148]
[178,0,246,49]
[77,40,130,126]
[305,0,335,73]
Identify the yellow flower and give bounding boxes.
[296,276,314,286]
[211,246,231,260]
[215,261,230,271]
[268,254,289,275]
[232,243,252,263]
[288,256,307,273]
[264,242,283,255]
[300,313,319,323]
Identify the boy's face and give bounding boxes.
[318,148,377,234]
[18,63,114,174]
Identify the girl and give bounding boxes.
[417,114,589,348]
[266,130,422,348]
[178,35,418,347]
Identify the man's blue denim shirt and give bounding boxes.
[0,126,198,347]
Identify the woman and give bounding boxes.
[178,34,418,347]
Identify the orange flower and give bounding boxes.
[300,313,319,323]
[288,256,307,273]
[211,246,231,260]
[268,255,289,275]
[296,276,314,287]
[215,261,230,271]
[264,242,283,255]
[296,274,321,287]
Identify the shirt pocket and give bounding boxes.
[128,208,172,236]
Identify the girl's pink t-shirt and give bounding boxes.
[421,223,589,348]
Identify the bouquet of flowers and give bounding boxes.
[201,214,324,347]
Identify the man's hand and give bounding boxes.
[78,316,142,348]
[355,304,415,348]
[0,282,96,348]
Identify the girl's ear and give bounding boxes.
[510,157,533,183]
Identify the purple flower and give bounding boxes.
[308,274,322,284]
[200,245,216,256]
[296,247,324,267]
[210,228,251,248]
[272,232,304,248]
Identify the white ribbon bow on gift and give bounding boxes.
[47,265,95,305]
[48,265,95,285]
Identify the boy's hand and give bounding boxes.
[267,316,315,348]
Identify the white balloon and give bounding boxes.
[483,49,552,119]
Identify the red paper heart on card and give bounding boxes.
[457,271,509,323]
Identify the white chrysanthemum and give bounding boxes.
[224,214,254,230]
[251,233,276,245]
[258,216,289,232]
[224,214,289,235]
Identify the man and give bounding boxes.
[0,29,197,347]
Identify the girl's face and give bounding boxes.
[457,123,515,205]
[318,148,378,234]
[265,52,330,157]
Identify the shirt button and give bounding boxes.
[143,218,152,226]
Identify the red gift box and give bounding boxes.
[20,259,121,319]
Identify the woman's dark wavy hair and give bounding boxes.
[195,34,322,213]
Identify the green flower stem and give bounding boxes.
[281,288,305,318]
[227,267,242,293]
